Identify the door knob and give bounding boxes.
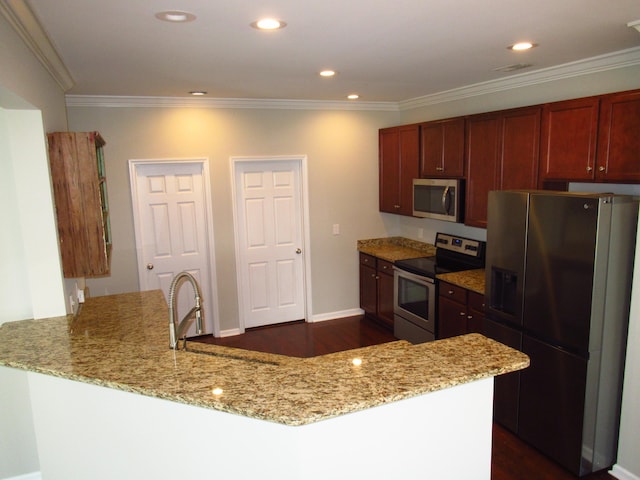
[296,248,302,254]
[146,263,154,270]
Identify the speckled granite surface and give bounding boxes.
[437,269,486,294]
[0,290,527,426]
[357,236,436,261]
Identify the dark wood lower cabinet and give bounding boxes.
[437,281,485,339]
[359,253,394,329]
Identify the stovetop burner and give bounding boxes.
[394,233,485,279]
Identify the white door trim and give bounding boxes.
[128,158,221,337]
[230,155,312,333]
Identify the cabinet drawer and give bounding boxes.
[359,253,376,267]
[377,259,394,275]
[439,281,467,304]
[468,291,486,312]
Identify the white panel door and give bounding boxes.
[235,160,305,328]
[131,161,214,336]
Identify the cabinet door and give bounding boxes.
[500,107,540,191]
[596,90,640,182]
[465,113,500,228]
[420,117,465,178]
[398,125,420,216]
[467,291,486,334]
[438,296,467,339]
[377,269,395,329]
[539,97,599,183]
[359,262,377,317]
[379,127,401,213]
[379,125,420,216]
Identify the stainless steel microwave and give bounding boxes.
[413,178,463,222]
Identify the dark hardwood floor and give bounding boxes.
[191,315,616,480]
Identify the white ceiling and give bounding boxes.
[18,0,640,102]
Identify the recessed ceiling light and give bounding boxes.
[155,11,196,23]
[319,70,336,77]
[189,91,207,96]
[251,18,287,30]
[508,42,537,51]
[347,94,360,100]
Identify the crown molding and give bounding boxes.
[398,47,640,111]
[64,95,399,111]
[0,0,74,92]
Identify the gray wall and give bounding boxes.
[68,106,398,331]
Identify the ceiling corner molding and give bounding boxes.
[399,46,640,111]
[64,95,400,112]
[0,0,74,92]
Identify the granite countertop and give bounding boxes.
[437,269,486,295]
[0,290,527,426]
[357,236,436,262]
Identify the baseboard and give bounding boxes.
[310,308,364,322]
[218,328,242,338]
[610,464,640,480]
[3,472,42,480]
[217,308,364,337]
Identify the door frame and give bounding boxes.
[230,155,313,332]
[128,158,221,336]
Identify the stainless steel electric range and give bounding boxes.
[393,232,485,344]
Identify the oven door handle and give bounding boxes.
[441,186,451,214]
[393,267,436,284]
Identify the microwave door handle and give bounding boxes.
[441,186,451,214]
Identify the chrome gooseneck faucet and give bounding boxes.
[168,271,204,350]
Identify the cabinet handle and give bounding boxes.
[371,273,377,278]
[459,312,466,316]
[467,315,473,320]
[394,205,401,209]
[436,167,444,171]
[586,166,593,172]
[448,290,454,295]
[598,166,605,172]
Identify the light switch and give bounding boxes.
[332,224,340,235]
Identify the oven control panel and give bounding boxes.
[435,233,485,259]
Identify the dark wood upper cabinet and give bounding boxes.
[539,96,600,183]
[420,117,465,178]
[465,113,501,228]
[500,107,541,191]
[465,106,541,228]
[379,124,420,216]
[596,90,640,182]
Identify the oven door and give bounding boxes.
[393,267,436,342]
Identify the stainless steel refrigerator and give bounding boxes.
[484,190,638,476]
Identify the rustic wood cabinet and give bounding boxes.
[359,253,394,329]
[465,106,541,228]
[419,117,465,178]
[379,124,420,216]
[48,132,112,278]
[438,281,485,339]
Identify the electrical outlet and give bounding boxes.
[78,289,85,303]
[332,224,340,235]
[69,295,76,312]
